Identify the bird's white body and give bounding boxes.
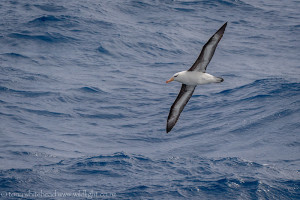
[173,71,223,86]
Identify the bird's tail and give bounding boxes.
[216,77,224,83]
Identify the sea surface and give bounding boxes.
[0,0,299,199]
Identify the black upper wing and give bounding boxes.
[188,22,227,72]
[167,84,196,133]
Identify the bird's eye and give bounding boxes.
[174,74,178,77]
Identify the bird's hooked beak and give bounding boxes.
[166,77,174,83]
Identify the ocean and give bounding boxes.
[0,0,299,199]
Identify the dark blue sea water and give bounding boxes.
[0,0,299,199]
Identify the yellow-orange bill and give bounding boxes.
[166,77,174,83]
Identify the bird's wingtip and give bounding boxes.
[166,122,174,133]
[166,126,171,133]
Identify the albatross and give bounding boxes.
[166,22,227,133]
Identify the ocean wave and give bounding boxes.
[77,113,125,119]
[29,15,62,23]
[21,108,71,118]
[34,4,66,12]
[7,32,76,43]
[0,152,298,199]
[77,86,107,94]
[0,86,54,98]
[218,78,299,99]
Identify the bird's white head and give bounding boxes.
[166,72,181,83]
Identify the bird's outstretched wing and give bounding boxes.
[167,84,196,133]
[188,22,227,72]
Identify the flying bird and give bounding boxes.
[166,22,227,133]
